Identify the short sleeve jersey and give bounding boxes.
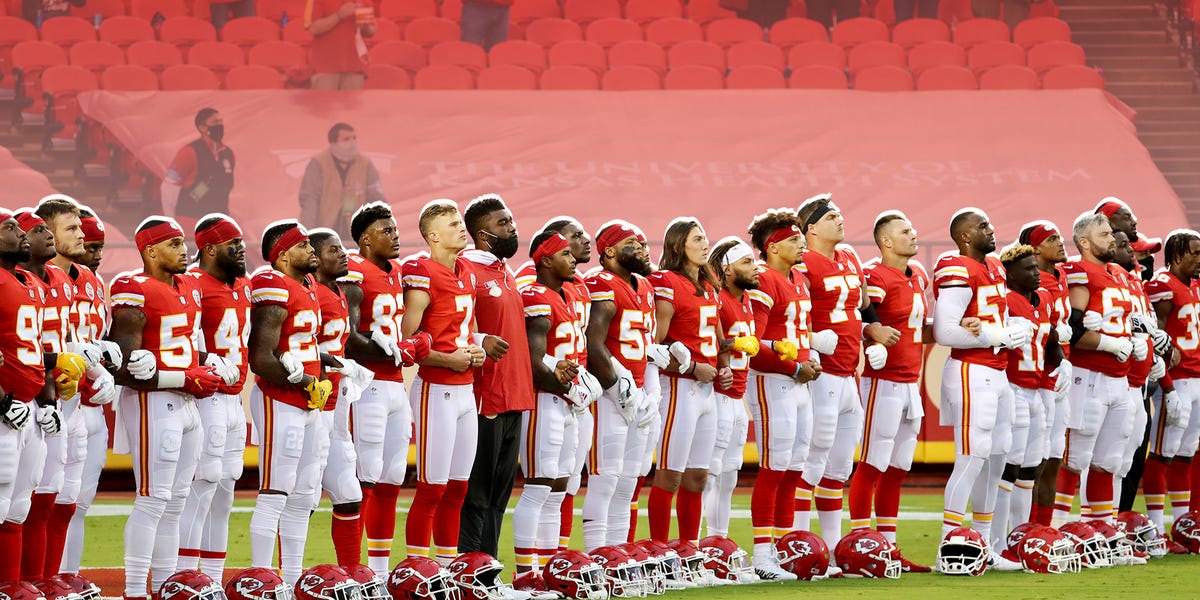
[1062,259,1133,378]
[523,283,584,398]
[584,270,652,387]
[746,265,811,376]
[648,270,720,379]
[110,272,204,379]
[796,247,865,377]
[339,253,406,383]
[33,264,74,354]
[518,262,590,366]
[0,268,46,400]
[402,255,477,386]
[933,253,1009,371]
[69,265,107,344]
[1005,289,1053,390]
[250,270,323,410]
[716,288,755,399]
[861,259,929,383]
[1146,270,1200,379]
[186,268,252,395]
[315,281,350,411]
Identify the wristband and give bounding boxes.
[158,371,185,389]
[541,354,559,371]
[471,332,487,346]
[792,363,803,379]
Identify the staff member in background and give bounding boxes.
[458,0,512,51]
[161,108,235,232]
[306,1,376,90]
[299,123,386,234]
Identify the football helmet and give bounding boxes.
[936,527,988,576]
[834,529,901,579]
[589,545,648,598]
[31,578,82,600]
[160,570,228,600]
[447,552,507,600]
[697,536,754,584]
[295,565,362,600]
[1116,511,1167,558]
[1059,521,1111,568]
[226,567,295,600]
[388,556,461,600]
[1015,526,1081,574]
[618,543,664,595]
[637,539,688,590]
[1171,511,1200,554]
[773,530,830,580]
[543,550,608,600]
[666,540,715,587]
[56,574,100,600]
[0,581,47,600]
[344,565,388,600]
[1002,521,1043,564]
[1084,519,1136,566]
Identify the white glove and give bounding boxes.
[1051,359,1073,395]
[1164,390,1184,427]
[810,329,838,355]
[66,341,104,368]
[981,323,1030,350]
[370,328,403,367]
[96,340,123,367]
[127,349,157,380]
[1055,323,1072,345]
[1082,310,1104,331]
[331,357,375,391]
[279,352,305,384]
[1149,355,1167,382]
[36,405,63,435]
[204,353,239,386]
[608,360,638,425]
[669,341,692,374]
[86,364,117,405]
[1149,328,1172,356]
[1,397,31,430]
[864,344,887,370]
[1096,334,1133,362]
[1131,334,1149,362]
[646,344,672,370]
[1131,313,1154,333]
[566,370,603,412]
[637,389,661,428]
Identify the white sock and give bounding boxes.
[818,509,843,551]
[942,454,985,537]
[581,474,617,552]
[151,497,186,594]
[1011,479,1034,531]
[992,479,1014,550]
[199,478,235,581]
[539,491,567,561]
[708,470,738,537]
[968,455,1005,543]
[249,493,286,568]
[607,476,637,546]
[513,484,550,569]
[124,496,166,597]
[280,490,316,587]
[752,542,774,563]
[177,478,217,571]
[63,500,88,574]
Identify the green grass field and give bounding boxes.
[81,490,1197,599]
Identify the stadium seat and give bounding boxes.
[1041,64,1103,89]
[601,65,662,89]
[430,40,488,73]
[854,65,914,91]
[563,0,621,25]
[978,64,1039,89]
[258,0,309,23]
[831,17,889,48]
[644,17,703,48]
[539,64,599,89]
[489,40,547,73]
[283,21,314,47]
[847,40,906,75]
[379,0,439,24]
[1026,40,1085,74]
[891,18,951,49]
[664,64,723,89]
[0,16,38,79]
[525,18,583,48]
[69,40,125,76]
[624,0,683,25]
[684,0,736,24]
[365,63,413,89]
[788,64,848,89]
[414,64,475,89]
[439,0,464,21]
[548,40,607,73]
[161,17,219,55]
[726,65,785,88]
[727,41,784,71]
[787,41,846,69]
[40,16,96,49]
[953,18,1010,49]
[705,18,763,49]
[609,39,667,75]
[907,40,965,76]
[69,0,125,20]
[100,64,159,90]
[98,16,154,49]
[247,40,307,73]
[404,17,461,48]
[221,17,280,50]
[127,40,184,73]
[12,40,67,80]
[1013,17,1070,49]
[916,65,977,90]
[161,64,221,90]
[187,41,246,78]
[477,64,538,89]
[511,0,563,26]
[131,0,188,20]
[768,18,827,50]
[668,40,725,72]
[225,64,285,89]
[369,19,404,46]
[40,64,96,136]
[967,41,1024,77]
[585,18,643,48]
[369,40,427,73]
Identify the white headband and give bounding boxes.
[722,242,754,268]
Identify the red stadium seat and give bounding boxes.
[12,40,67,78]
[539,64,599,89]
[685,0,736,24]
[127,40,184,73]
[0,16,37,79]
[601,65,662,89]
[439,0,464,21]
[624,0,683,25]
[68,40,125,76]
[1041,64,1103,89]
[368,19,403,47]
[916,65,977,90]
[258,0,310,23]
[489,40,547,73]
[187,41,246,78]
[40,16,96,48]
[511,0,563,26]
[726,65,785,88]
[705,18,762,49]
[585,18,642,48]
[98,16,154,49]
[609,39,666,75]
[967,41,1024,75]
[668,40,725,72]
[787,41,846,69]
[664,64,723,89]
[644,17,703,48]
[161,17,219,55]
[221,17,280,50]
[365,63,412,89]
[225,64,285,89]
[1012,17,1070,49]
[404,17,460,48]
[379,0,438,24]
[788,64,848,89]
[247,40,307,73]
[160,64,221,90]
[854,65,914,91]
[369,40,427,73]
[1026,40,1085,74]
[953,18,1010,49]
[548,40,607,73]
[414,64,475,89]
[477,64,538,89]
[727,41,784,71]
[131,0,188,20]
[40,64,96,137]
[831,17,888,48]
[907,40,965,76]
[768,18,827,50]
[563,0,621,25]
[978,64,1039,89]
[283,21,314,48]
[892,18,950,48]
[429,40,488,73]
[525,18,583,48]
[847,40,905,75]
[69,0,125,20]
[100,64,159,90]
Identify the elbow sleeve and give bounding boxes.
[1068,308,1087,345]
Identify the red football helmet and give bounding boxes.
[30,578,82,600]
[447,552,506,600]
[834,529,900,579]
[589,545,648,598]
[617,543,664,595]
[666,540,715,587]
[936,527,988,576]
[773,530,830,580]
[56,574,100,600]
[1059,521,1111,568]
[1084,519,1136,566]
[344,565,387,600]
[1171,511,1200,554]
[0,581,48,600]
[295,565,362,600]
[1002,521,1043,563]
[1015,526,1081,574]
[543,550,608,600]
[160,570,227,600]
[697,536,753,583]
[226,567,295,600]
[636,539,688,590]
[1116,511,1167,558]
[387,556,461,600]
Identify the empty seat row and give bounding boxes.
[9,39,308,77]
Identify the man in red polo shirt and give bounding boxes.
[305,1,377,90]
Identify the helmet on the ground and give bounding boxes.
[774,530,830,580]
[1171,510,1200,554]
[697,536,753,583]
[447,552,506,600]
[225,567,295,600]
[1015,526,1081,574]
[666,539,715,586]
[388,556,462,600]
[589,545,648,598]
[1117,511,1167,557]
[56,575,99,600]
[834,529,901,579]
[30,578,82,600]
[543,550,607,600]
[160,570,228,600]
[0,582,48,600]
[295,564,361,600]
[1084,519,1136,566]
[618,543,664,595]
[344,565,388,600]
[1059,521,1111,568]
[936,527,988,576]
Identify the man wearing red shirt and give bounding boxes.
[305,1,377,90]
[161,109,234,230]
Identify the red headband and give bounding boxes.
[135,219,185,251]
[532,233,570,265]
[195,217,243,249]
[596,223,638,256]
[14,210,44,233]
[1027,223,1058,248]
[1096,201,1124,218]
[0,208,14,224]
[80,216,104,242]
[765,224,801,248]
[268,224,309,264]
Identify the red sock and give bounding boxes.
[365,483,400,564]
[647,485,674,542]
[433,479,469,560]
[794,478,814,513]
[1031,503,1051,526]
[44,501,76,578]
[1167,459,1192,514]
[815,477,845,512]
[1192,454,1200,512]
[559,494,574,551]
[775,470,800,533]
[21,492,54,579]
[875,467,906,535]
[1143,457,1168,510]
[1054,468,1080,514]
[848,463,882,527]
[1085,468,1114,518]
[0,521,23,582]
[629,476,646,542]
[676,489,702,544]
[405,482,446,553]
[750,468,783,545]
[331,509,362,567]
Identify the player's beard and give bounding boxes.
[217,250,246,278]
[617,250,652,276]
[0,249,30,263]
[733,272,759,290]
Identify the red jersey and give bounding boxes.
[861,259,929,383]
[340,253,406,383]
[716,288,755,399]
[933,253,1009,371]
[1062,259,1133,378]
[186,268,252,395]
[585,270,653,386]
[746,265,811,376]
[1146,270,1200,379]
[1121,268,1154,387]
[649,270,720,378]
[250,270,323,410]
[514,261,537,290]
[30,263,74,354]
[1005,290,1053,390]
[401,255,477,386]
[0,268,46,400]
[315,281,350,411]
[68,265,107,343]
[463,251,535,414]
[796,247,864,377]
[523,283,585,399]
[109,272,203,377]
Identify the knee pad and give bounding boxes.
[133,495,168,521]
[0,432,19,486]
[581,474,618,521]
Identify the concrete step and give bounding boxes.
[1074,30,1169,44]
[1058,5,1159,19]
[1154,157,1200,172]
[1099,67,1196,82]
[1056,0,1157,7]
[1137,119,1200,133]
[1131,106,1200,120]
[1107,80,1195,95]
[1151,146,1200,159]
[1142,130,1200,145]
[1094,55,1185,69]
[1121,94,1200,109]
[1082,43,1179,58]
[1164,171,1200,186]
[1069,18,1168,32]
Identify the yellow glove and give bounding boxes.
[55,353,87,381]
[55,372,79,399]
[772,340,799,362]
[732,336,760,357]
[305,379,333,411]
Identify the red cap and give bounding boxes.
[1131,233,1162,254]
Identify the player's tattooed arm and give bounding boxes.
[526,316,572,394]
[249,304,316,387]
[106,306,157,388]
[401,288,474,372]
[584,300,619,388]
[338,282,396,363]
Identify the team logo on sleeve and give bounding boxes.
[192,290,202,305]
[85,282,95,299]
